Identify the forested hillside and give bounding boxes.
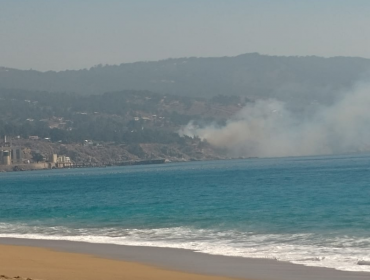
[2,53,369,107]
[0,89,242,146]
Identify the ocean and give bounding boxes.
[1,155,370,272]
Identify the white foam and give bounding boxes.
[1,223,370,272]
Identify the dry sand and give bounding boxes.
[0,244,242,280]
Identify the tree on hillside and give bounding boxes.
[32,152,44,163]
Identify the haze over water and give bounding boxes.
[1,155,370,272]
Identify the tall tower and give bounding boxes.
[3,150,11,165]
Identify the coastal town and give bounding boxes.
[0,90,241,172]
[0,132,221,172]
[0,135,73,172]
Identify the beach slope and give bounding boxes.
[0,244,242,280]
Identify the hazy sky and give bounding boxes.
[1,0,370,71]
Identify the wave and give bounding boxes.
[1,222,370,272]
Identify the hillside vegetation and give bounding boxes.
[0,89,245,162]
[2,53,370,108]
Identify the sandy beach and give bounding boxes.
[0,244,241,280]
[1,238,370,280]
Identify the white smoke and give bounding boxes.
[180,84,370,157]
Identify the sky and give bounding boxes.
[1,0,370,71]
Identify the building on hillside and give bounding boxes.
[11,147,23,163]
[49,154,58,164]
[56,155,73,168]
[0,136,23,165]
[0,148,23,165]
[0,150,11,165]
[84,140,94,146]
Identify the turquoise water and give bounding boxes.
[1,155,370,271]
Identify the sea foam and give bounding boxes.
[1,223,370,272]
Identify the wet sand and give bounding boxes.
[1,238,370,280]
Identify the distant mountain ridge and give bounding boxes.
[1,53,370,105]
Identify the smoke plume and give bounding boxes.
[180,84,370,157]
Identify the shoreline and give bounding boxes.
[0,157,261,173]
[1,238,370,280]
